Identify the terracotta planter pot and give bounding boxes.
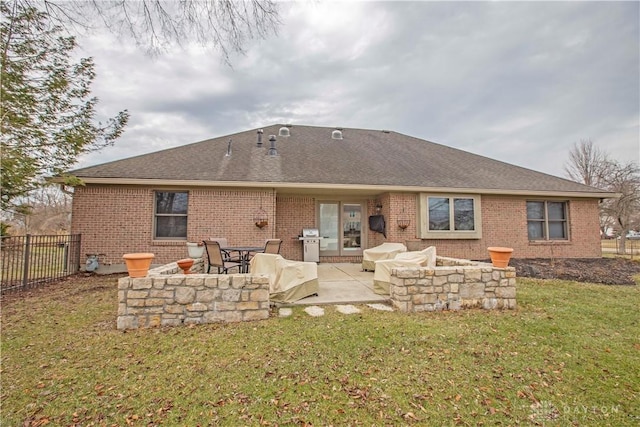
[122,253,155,277]
[487,247,513,268]
[177,258,194,274]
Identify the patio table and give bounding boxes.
[222,246,264,273]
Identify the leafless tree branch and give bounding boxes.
[565,139,640,247]
[12,0,281,62]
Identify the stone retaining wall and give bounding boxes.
[117,264,270,330]
[118,256,516,329]
[389,256,517,312]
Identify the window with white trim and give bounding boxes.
[526,201,568,240]
[418,194,482,239]
[154,191,188,239]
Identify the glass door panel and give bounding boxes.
[319,201,364,256]
[319,202,339,254]
[342,204,362,251]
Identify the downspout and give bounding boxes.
[272,188,277,239]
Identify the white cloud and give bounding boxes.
[74,1,639,180]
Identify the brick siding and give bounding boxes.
[72,185,601,268]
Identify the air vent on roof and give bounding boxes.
[225,139,232,157]
[331,129,343,140]
[279,127,290,137]
[257,129,263,147]
[381,130,390,134]
[267,135,278,156]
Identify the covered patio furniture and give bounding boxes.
[373,246,436,295]
[362,242,407,271]
[249,253,319,303]
[203,240,243,274]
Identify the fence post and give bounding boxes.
[22,234,31,287]
[69,234,81,273]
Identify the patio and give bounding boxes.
[290,263,387,306]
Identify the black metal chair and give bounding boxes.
[203,240,243,274]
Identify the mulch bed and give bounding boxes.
[508,257,640,285]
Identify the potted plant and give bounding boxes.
[122,253,155,277]
[186,241,205,259]
[487,247,513,268]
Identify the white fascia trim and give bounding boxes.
[65,178,618,199]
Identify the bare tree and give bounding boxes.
[564,140,615,236]
[600,161,640,253]
[23,0,281,62]
[564,140,640,251]
[564,139,612,189]
[2,186,71,235]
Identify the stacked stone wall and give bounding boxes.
[147,258,205,275]
[117,273,270,330]
[389,256,517,312]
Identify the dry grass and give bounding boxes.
[1,274,639,426]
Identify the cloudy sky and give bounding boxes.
[76,1,639,179]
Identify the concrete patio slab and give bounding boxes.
[289,263,388,306]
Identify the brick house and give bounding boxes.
[60,124,612,271]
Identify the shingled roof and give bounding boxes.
[68,124,611,197]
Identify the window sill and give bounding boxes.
[528,240,571,246]
[419,232,482,240]
[152,240,187,246]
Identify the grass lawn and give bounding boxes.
[1,275,639,426]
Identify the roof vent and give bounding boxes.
[381,129,390,134]
[331,129,343,140]
[225,139,232,157]
[257,129,263,147]
[267,135,278,156]
[279,127,290,137]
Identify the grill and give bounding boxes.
[299,228,321,263]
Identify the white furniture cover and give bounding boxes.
[373,246,437,295]
[361,242,407,271]
[249,253,319,303]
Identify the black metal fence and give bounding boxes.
[1,234,82,294]
[601,238,638,258]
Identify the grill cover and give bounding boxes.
[368,215,386,238]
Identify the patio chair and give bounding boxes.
[264,239,282,254]
[203,240,243,274]
[208,237,241,262]
[247,239,282,263]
